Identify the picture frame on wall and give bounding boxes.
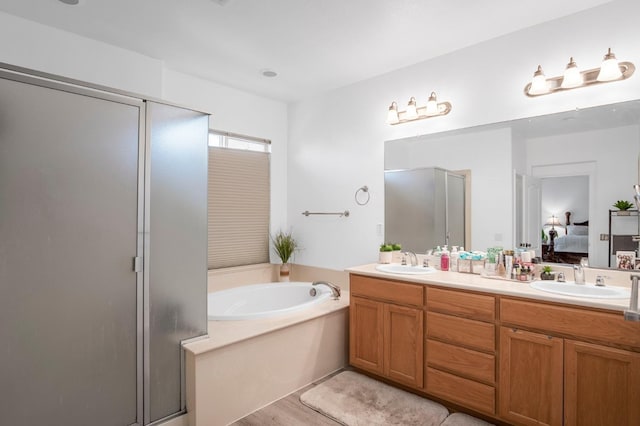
[616,250,636,270]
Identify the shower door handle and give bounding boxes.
[133,256,143,273]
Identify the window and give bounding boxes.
[207,130,271,269]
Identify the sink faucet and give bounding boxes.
[573,264,585,285]
[403,251,418,266]
[625,274,640,321]
[312,281,341,299]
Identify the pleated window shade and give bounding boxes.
[208,146,270,269]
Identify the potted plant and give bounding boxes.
[379,243,393,264]
[271,230,299,282]
[613,200,634,215]
[540,265,555,280]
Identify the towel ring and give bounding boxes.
[355,185,370,206]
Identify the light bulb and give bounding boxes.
[425,92,438,115]
[561,57,583,89]
[386,102,399,124]
[597,48,623,82]
[529,65,549,95]
[405,97,418,120]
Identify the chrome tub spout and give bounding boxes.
[312,281,341,299]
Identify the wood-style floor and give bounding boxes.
[230,372,342,426]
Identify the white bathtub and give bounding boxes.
[207,281,333,320]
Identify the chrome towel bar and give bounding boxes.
[302,210,350,217]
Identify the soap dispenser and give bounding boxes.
[441,245,450,271]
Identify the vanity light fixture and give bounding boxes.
[524,48,635,97]
[386,92,452,125]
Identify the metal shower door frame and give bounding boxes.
[0,65,147,426]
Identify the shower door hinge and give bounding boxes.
[133,256,143,273]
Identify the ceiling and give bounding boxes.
[0,0,613,102]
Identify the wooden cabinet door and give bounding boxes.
[499,327,563,426]
[349,296,384,375]
[564,340,640,426]
[384,304,424,388]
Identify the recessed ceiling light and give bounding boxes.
[211,0,234,6]
[58,0,81,5]
[261,69,278,78]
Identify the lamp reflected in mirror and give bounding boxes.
[545,215,563,259]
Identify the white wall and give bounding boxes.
[289,0,640,270]
[4,1,640,271]
[540,176,590,227]
[540,176,589,252]
[0,12,289,262]
[0,12,163,97]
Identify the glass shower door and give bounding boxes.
[0,74,143,425]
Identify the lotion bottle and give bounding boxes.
[450,246,459,272]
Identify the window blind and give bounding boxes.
[207,146,270,269]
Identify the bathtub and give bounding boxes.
[207,281,333,320]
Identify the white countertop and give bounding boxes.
[346,263,634,312]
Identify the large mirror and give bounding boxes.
[385,99,640,269]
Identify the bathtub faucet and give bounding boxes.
[312,281,341,299]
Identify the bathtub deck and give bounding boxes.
[186,293,349,354]
[184,295,350,426]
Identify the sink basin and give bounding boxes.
[530,280,630,299]
[375,263,437,275]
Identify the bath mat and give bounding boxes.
[300,371,449,426]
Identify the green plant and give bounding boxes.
[271,230,299,264]
[391,243,402,251]
[541,229,548,243]
[379,243,393,252]
[613,200,634,210]
[542,265,553,274]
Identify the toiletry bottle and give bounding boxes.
[433,246,442,270]
[505,254,513,279]
[441,248,449,271]
[496,252,506,277]
[450,246,459,272]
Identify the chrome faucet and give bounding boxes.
[624,274,640,322]
[312,281,341,299]
[573,264,585,285]
[403,251,418,266]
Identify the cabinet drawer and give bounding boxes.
[427,287,495,321]
[426,339,495,384]
[351,274,424,307]
[427,311,495,353]
[501,298,640,350]
[426,367,495,415]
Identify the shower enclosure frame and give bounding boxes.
[0,62,208,426]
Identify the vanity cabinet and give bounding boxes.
[500,298,640,426]
[425,287,497,415]
[499,327,563,426]
[349,272,640,425]
[564,340,640,426]
[349,275,424,388]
